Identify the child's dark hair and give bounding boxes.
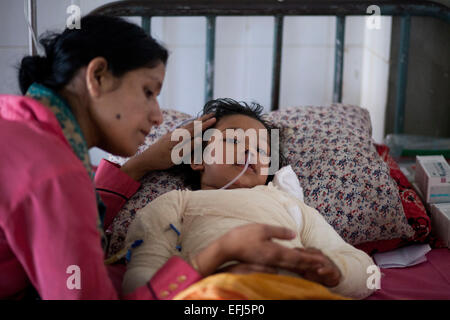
[18,15,168,94]
[176,98,288,190]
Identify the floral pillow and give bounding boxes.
[269,105,414,249]
[106,105,415,257]
[354,144,432,255]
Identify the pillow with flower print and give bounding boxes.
[268,104,414,248]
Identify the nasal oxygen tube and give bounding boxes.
[220,151,252,189]
[104,119,254,264]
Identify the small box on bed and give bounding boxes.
[415,155,450,203]
[430,203,450,248]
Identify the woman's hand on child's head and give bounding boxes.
[287,247,342,288]
[121,113,216,180]
[153,113,216,171]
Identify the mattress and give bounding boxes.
[366,248,450,300]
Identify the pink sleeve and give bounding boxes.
[122,256,202,300]
[5,169,201,299]
[94,159,141,230]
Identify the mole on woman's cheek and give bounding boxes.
[116,114,121,120]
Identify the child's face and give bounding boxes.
[192,114,271,190]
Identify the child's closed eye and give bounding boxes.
[223,138,269,158]
[224,137,240,145]
[258,148,268,157]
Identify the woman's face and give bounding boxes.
[93,62,165,156]
[195,114,271,190]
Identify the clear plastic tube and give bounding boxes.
[220,152,252,190]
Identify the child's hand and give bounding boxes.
[288,247,341,287]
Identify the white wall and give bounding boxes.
[0,0,29,95]
[280,16,335,108]
[360,16,392,143]
[0,0,392,164]
[151,17,206,116]
[342,17,366,106]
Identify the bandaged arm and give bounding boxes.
[296,201,376,299]
[122,190,184,295]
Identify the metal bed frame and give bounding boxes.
[76,1,447,134]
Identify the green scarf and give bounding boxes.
[26,83,107,251]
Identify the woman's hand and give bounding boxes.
[121,113,216,180]
[214,249,341,288]
[215,263,278,275]
[191,224,302,278]
[286,247,342,287]
[192,224,342,288]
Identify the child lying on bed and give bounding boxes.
[122,98,376,299]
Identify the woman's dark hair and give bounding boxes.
[175,98,288,190]
[18,15,168,94]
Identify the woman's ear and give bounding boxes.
[85,57,116,98]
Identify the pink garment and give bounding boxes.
[0,95,201,299]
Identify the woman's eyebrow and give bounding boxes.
[153,80,162,91]
[146,74,162,91]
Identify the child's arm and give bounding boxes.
[122,190,184,295]
[296,201,377,299]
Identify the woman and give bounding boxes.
[0,15,305,300]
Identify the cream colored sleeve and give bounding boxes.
[296,201,377,299]
[122,190,184,295]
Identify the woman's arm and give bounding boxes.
[95,159,141,230]
[95,114,217,229]
[121,113,217,181]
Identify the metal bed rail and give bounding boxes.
[91,0,450,134]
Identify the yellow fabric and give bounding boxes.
[173,273,350,300]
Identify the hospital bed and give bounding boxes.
[88,0,450,300]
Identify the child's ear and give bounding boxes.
[190,163,205,172]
